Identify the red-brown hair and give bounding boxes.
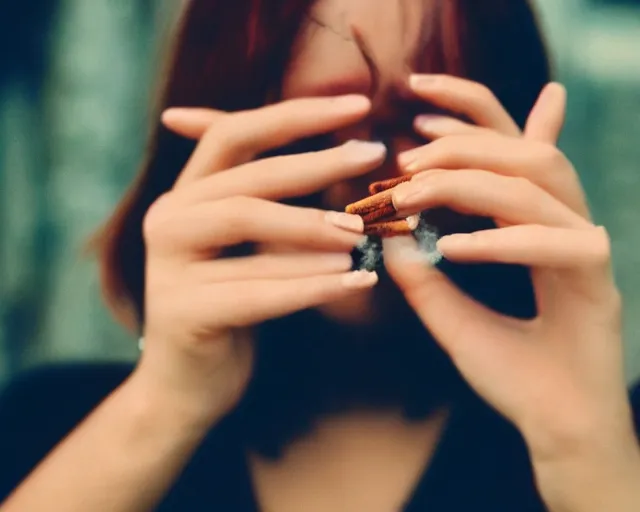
[94,0,551,329]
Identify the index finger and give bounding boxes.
[169,95,371,186]
[409,74,521,137]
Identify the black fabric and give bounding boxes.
[0,363,639,511]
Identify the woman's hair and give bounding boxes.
[94,0,551,329]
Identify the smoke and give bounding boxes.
[354,236,383,272]
[353,213,443,271]
[413,214,444,266]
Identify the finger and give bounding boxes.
[437,225,610,269]
[161,108,220,139]
[383,235,548,425]
[409,74,521,136]
[382,235,521,365]
[413,115,494,140]
[396,134,589,218]
[179,139,386,204]
[524,83,567,144]
[175,95,371,187]
[439,224,616,307]
[146,196,365,253]
[199,270,379,327]
[391,169,590,229]
[192,252,353,282]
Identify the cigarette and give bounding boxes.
[363,215,420,238]
[345,189,397,224]
[368,175,413,195]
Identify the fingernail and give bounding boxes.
[342,270,379,289]
[161,108,186,123]
[331,94,371,111]
[391,182,422,209]
[436,234,470,255]
[410,74,437,89]
[344,140,387,163]
[414,114,442,130]
[325,211,365,233]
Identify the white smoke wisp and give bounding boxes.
[355,214,443,271]
[355,236,382,272]
[412,216,444,266]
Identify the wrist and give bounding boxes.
[124,368,222,437]
[522,396,636,464]
[531,433,640,512]
[132,330,250,429]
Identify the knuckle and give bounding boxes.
[418,172,447,197]
[470,83,495,104]
[508,175,534,195]
[596,281,623,324]
[609,288,623,316]
[216,196,256,231]
[142,193,174,242]
[590,226,613,266]
[208,125,236,151]
[203,112,244,151]
[201,112,230,140]
[427,136,459,160]
[538,143,568,169]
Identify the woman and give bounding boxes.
[1,0,639,510]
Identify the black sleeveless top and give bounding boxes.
[1,363,639,511]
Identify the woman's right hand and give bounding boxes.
[135,95,385,427]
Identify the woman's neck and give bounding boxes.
[248,408,449,512]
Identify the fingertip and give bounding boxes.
[546,81,567,98]
[342,270,379,290]
[409,74,439,91]
[435,234,467,256]
[539,82,567,110]
[413,114,441,134]
[525,82,568,143]
[326,94,372,113]
[160,108,185,127]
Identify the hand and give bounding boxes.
[383,76,640,509]
[136,95,384,426]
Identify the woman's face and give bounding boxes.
[278,0,434,324]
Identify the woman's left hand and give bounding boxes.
[383,75,640,511]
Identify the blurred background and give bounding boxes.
[0,0,639,388]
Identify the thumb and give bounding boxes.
[523,82,567,144]
[383,235,536,419]
[382,236,505,361]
